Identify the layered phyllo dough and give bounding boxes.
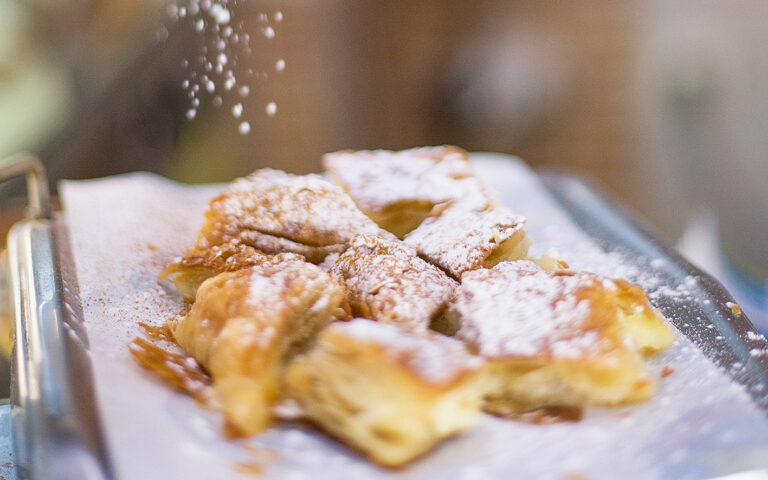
[160,243,301,302]
[324,146,565,278]
[285,319,484,467]
[326,233,457,332]
[172,258,349,434]
[174,168,389,266]
[323,146,494,238]
[403,204,531,279]
[446,260,674,414]
[161,168,397,299]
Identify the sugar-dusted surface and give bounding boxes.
[404,205,526,278]
[61,158,768,480]
[454,261,606,359]
[196,169,385,262]
[333,319,482,386]
[328,234,457,332]
[323,146,490,214]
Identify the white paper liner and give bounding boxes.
[60,154,768,480]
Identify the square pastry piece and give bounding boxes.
[285,319,484,467]
[323,146,494,238]
[447,261,674,414]
[172,259,349,435]
[327,234,458,332]
[184,168,389,265]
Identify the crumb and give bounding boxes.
[232,461,264,476]
[564,473,587,480]
[243,443,280,461]
[223,420,247,439]
[726,302,742,315]
[661,366,675,378]
[486,403,583,424]
[147,243,158,251]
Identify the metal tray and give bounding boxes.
[2,154,768,479]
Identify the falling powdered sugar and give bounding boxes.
[167,1,283,132]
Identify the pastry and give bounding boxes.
[172,258,349,434]
[184,168,389,265]
[323,146,494,238]
[324,146,565,276]
[159,242,301,302]
[327,233,458,332]
[403,204,532,279]
[446,260,674,413]
[285,319,484,467]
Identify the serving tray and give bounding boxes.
[3,153,768,480]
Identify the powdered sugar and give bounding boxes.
[198,169,387,263]
[404,205,527,278]
[453,261,602,359]
[168,1,282,131]
[323,146,487,215]
[328,234,457,332]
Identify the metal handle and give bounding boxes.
[2,154,112,479]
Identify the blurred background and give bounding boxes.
[0,0,766,332]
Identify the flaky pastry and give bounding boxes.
[172,259,349,435]
[446,260,674,414]
[323,146,495,238]
[186,169,389,265]
[403,204,532,279]
[327,233,457,332]
[160,242,302,302]
[285,319,484,467]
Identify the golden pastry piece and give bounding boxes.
[403,204,532,279]
[172,259,349,435]
[159,242,302,302]
[323,146,495,238]
[610,277,677,353]
[188,168,388,264]
[327,233,458,332]
[447,260,674,413]
[285,319,484,467]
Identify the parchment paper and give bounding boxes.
[60,154,768,480]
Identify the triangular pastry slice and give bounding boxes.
[285,319,484,467]
[403,204,532,279]
[446,260,674,413]
[172,258,349,435]
[326,233,458,332]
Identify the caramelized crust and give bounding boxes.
[404,205,531,279]
[327,234,458,332]
[191,169,389,264]
[447,261,674,412]
[160,242,302,302]
[172,259,349,435]
[323,146,495,237]
[285,319,483,467]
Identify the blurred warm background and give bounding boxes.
[1,0,767,328]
